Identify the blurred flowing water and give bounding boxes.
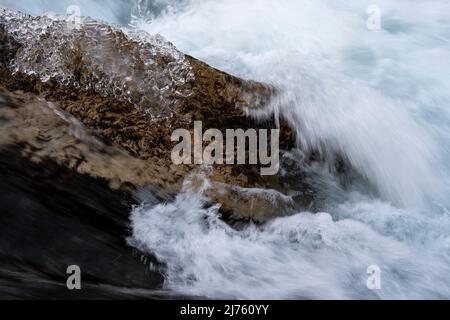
[2,0,450,299]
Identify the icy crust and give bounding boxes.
[0,8,194,118]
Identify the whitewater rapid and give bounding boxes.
[4,0,450,299]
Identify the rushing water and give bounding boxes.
[3,0,450,299]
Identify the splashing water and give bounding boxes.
[4,0,450,299]
[128,0,450,299]
[138,0,450,208]
[129,177,450,299]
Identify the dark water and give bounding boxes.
[0,145,166,299]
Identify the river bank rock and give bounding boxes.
[0,9,296,219]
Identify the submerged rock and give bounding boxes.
[0,9,296,218]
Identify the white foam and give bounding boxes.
[129,185,450,299]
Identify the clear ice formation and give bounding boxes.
[0,8,194,118]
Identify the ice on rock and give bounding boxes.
[0,8,194,118]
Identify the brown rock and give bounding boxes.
[0,10,296,219]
